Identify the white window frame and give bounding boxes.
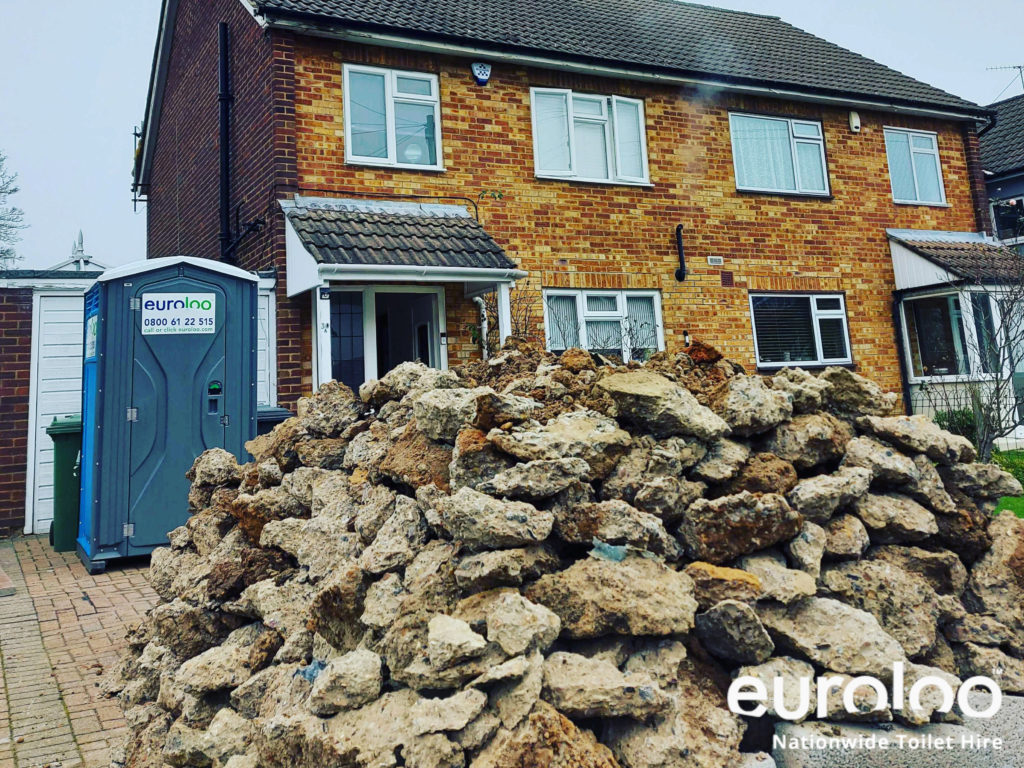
[748,292,852,368]
[530,88,650,185]
[541,289,664,360]
[312,284,448,391]
[257,278,278,406]
[728,112,830,196]
[900,288,1009,384]
[883,127,947,206]
[343,63,444,171]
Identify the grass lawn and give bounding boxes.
[995,496,1024,518]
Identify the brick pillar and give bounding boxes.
[963,124,993,235]
[0,289,34,533]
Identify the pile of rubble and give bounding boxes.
[107,340,1024,768]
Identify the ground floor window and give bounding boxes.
[542,289,663,361]
[902,292,1000,379]
[749,292,852,367]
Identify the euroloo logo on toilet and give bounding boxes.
[140,293,217,335]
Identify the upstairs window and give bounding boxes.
[749,292,851,367]
[729,113,829,195]
[884,128,945,204]
[531,88,649,184]
[544,289,662,361]
[343,64,443,170]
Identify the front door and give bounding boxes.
[327,289,443,392]
[127,276,229,549]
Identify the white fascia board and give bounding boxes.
[264,18,988,123]
[97,256,258,283]
[317,263,528,283]
[284,214,322,297]
[0,279,95,291]
[889,240,959,291]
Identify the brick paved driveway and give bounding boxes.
[0,537,157,768]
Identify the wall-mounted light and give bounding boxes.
[849,111,861,133]
[683,330,691,347]
[472,62,492,86]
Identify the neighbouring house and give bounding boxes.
[132,0,996,416]
[0,236,107,535]
[980,93,1024,250]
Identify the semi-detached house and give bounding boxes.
[132,0,1001,411]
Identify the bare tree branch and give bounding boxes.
[0,151,26,270]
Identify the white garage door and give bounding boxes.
[28,293,85,534]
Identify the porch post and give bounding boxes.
[496,282,513,345]
[313,286,332,391]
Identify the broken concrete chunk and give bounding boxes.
[307,649,382,716]
[823,514,871,559]
[738,552,816,604]
[427,614,487,669]
[708,374,793,437]
[485,592,561,656]
[526,556,698,639]
[762,412,852,471]
[437,487,553,551]
[678,492,803,564]
[596,370,730,440]
[786,467,871,523]
[410,688,488,734]
[695,599,774,664]
[689,438,750,484]
[842,435,920,486]
[542,651,669,719]
[489,410,631,479]
[684,561,764,610]
[477,457,590,500]
[852,492,938,543]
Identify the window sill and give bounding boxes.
[535,174,654,189]
[736,188,834,202]
[909,373,1003,385]
[756,362,855,373]
[893,200,950,208]
[345,159,447,173]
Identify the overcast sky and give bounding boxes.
[1,0,1023,269]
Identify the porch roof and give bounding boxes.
[887,229,1024,290]
[283,197,516,270]
[282,197,525,297]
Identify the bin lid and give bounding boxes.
[46,414,83,435]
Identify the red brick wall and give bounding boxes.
[287,39,984,395]
[0,289,33,533]
[144,0,307,406]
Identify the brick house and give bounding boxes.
[133,0,999,411]
[981,93,1024,247]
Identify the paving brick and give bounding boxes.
[0,537,158,767]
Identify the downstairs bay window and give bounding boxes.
[543,289,663,361]
[749,293,852,367]
[902,292,1000,379]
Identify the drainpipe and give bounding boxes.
[892,289,914,416]
[473,296,489,361]
[218,22,234,262]
[674,224,687,282]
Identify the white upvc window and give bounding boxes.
[343,64,443,170]
[729,113,830,195]
[542,289,663,361]
[749,292,852,368]
[901,291,1004,381]
[530,88,650,184]
[884,127,946,205]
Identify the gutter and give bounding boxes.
[257,12,991,123]
[316,263,528,282]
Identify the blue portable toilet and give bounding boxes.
[78,256,258,573]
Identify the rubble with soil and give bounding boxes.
[106,340,1024,768]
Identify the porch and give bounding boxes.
[282,196,526,391]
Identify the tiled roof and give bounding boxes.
[980,93,1024,178]
[896,238,1024,283]
[253,0,983,115]
[285,200,516,270]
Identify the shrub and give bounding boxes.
[934,408,977,444]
